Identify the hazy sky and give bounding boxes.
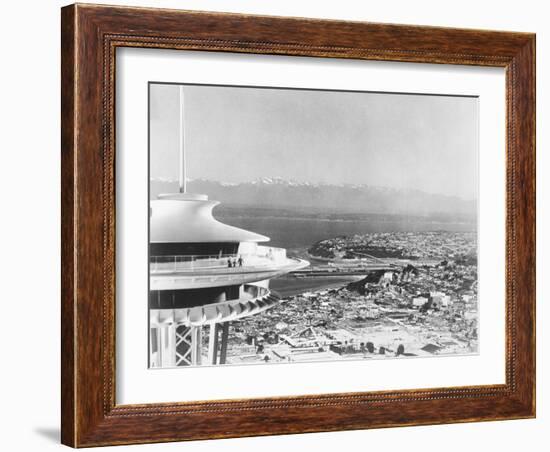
[150,83,478,200]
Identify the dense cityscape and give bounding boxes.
[220,231,478,365]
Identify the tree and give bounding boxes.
[397,344,405,356]
[366,342,375,353]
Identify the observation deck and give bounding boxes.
[150,245,309,290]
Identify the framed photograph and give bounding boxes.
[61,4,535,447]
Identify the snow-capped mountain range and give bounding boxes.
[150,177,476,219]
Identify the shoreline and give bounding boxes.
[270,274,363,298]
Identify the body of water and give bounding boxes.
[217,213,475,250]
[269,275,363,298]
[216,209,475,296]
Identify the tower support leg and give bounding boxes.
[190,326,202,366]
[208,323,220,365]
[175,324,203,366]
[219,322,230,364]
[149,327,163,368]
[160,324,176,368]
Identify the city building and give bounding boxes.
[412,296,429,307]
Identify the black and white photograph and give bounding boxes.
[148,82,479,368]
[2,0,543,449]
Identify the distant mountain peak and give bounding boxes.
[252,176,308,186]
[150,176,405,192]
[149,176,476,220]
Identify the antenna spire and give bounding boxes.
[178,86,186,193]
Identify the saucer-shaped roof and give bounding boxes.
[150,193,269,244]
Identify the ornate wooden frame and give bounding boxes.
[61,3,536,447]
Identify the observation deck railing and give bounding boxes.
[150,245,288,273]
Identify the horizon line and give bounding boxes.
[149,176,477,203]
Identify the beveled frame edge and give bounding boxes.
[61,3,535,447]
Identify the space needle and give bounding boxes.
[149,87,309,367]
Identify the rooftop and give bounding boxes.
[150,193,269,244]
